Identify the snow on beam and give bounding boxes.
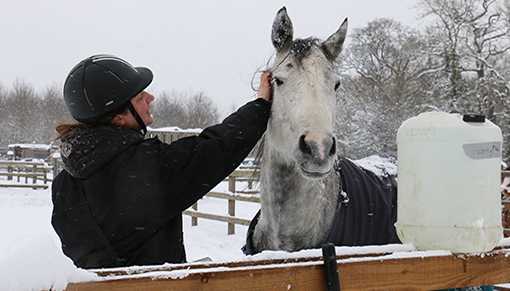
[63,242,510,291]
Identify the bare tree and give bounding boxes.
[41,84,71,141]
[151,90,187,129]
[2,80,45,145]
[417,0,510,161]
[151,89,219,130]
[0,83,7,147]
[338,18,440,158]
[185,91,219,129]
[417,0,510,113]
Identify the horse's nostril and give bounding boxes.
[329,137,337,157]
[299,135,313,156]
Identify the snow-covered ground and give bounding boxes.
[0,177,260,291]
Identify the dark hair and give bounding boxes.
[54,104,129,141]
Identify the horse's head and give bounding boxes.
[266,7,347,180]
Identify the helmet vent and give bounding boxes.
[82,87,93,108]
[81,63,93,108]
[100,65,126,84]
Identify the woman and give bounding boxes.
[51,54,272,268]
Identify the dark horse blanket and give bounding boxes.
[245,153,400,255]
[324,154,400,246]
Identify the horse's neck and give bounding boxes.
[258,149,340,251]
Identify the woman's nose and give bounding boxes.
[145,92,155,102]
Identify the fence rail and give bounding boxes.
[61,243,510,291]
[183,168,260,235]
[185,169,510,236]
[0,160,51,189]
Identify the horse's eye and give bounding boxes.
[334,81,341,91]
[274,77,284,86]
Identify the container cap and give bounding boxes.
[462,114,485,123]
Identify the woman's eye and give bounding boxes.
[273,77,284,86]
[334,81,340,91]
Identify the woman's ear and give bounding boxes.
[110,114,126,126]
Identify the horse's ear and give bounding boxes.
[271,7,294,54]
[323,18,348,61]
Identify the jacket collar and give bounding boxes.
[59,125,144,179]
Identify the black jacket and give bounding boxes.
[52,99,270,268]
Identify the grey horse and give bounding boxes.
[245,7,399,255]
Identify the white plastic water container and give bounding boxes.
[395,112,503,253]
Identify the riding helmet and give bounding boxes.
[63,54,153,125]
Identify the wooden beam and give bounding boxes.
[0,172,47,178]
[63,245,510,291]
[182,210,251,226]
[229,169,259,178]
[206,191,260,203]
[0,184,48,189]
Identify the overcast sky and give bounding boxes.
[1,0,421,117]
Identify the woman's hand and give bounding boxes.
[257,71,273,103]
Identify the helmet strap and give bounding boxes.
[126,101,147,135]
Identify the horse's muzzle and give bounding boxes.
[295,134,337,179]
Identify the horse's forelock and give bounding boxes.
[291,37,322,64]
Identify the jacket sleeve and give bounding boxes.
[151,98,271,214]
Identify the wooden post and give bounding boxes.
[32,164,37,184]
[228,175,236,235]
[191,202,198,226]
[52,156,61,177]
[7,165,12,180]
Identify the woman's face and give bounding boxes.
[124,91,155,130]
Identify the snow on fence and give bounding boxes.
[58,240,510,290]
[0,160,52,189]
[147,127,203,143]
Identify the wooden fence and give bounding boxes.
[59,242,510,290]
[503,170,510,237]
[147,128,202,143]
[0,160,52,189]
[185,169,510,236]
[183,168,260,235]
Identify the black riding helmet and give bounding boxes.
[63,54,153,134]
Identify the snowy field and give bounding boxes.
[0,176,261,291]
[1,170,509,291]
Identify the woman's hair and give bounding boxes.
[54,104,129,141]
